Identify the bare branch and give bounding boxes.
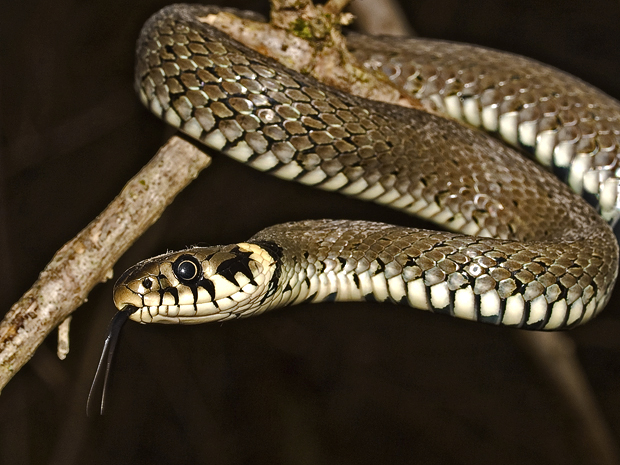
[0,136,211,392]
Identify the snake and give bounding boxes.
[88,4,619,413]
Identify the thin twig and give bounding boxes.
[515,332,620,465]
[323,0,350,15]
[56,316,71,360]
[349,0,414,36]
[0,136,211,392]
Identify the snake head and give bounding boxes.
[113,242,279,324]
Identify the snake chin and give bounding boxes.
[112,242,278,324]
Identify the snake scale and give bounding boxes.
[88,2,620,414]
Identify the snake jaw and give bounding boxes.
[112,242,280,324]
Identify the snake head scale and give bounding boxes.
[112,242,279,324]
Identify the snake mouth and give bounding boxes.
[125,280,264,324]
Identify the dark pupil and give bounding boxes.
[177,260,197,281]
[142,278,152,289]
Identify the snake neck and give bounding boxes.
[249,220,617,330]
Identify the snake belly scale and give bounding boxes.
[118,4,619,331]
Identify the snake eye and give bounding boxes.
[142,278,153,289]
[173,255,201,283]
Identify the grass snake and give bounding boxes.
[88,2,620,415]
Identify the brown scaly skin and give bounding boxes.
[348,34,620,226]
[120,4,618,330]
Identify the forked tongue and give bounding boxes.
[86,306,138,416]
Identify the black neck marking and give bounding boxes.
[250,241,283,305]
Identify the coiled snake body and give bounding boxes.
[117,4,619,332]
[86,3,620,414]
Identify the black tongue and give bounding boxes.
[86,306,137,416]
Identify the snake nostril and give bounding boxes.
[142,278,153,289]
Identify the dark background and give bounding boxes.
[1,0,620,464]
